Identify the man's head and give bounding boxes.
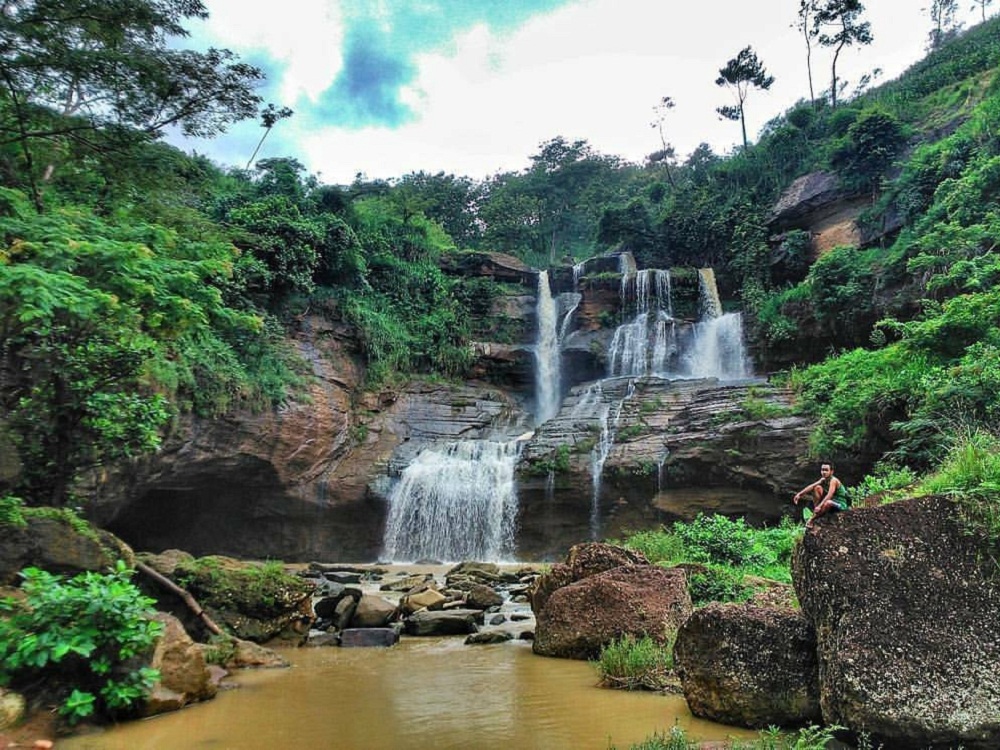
[820,462,834,475]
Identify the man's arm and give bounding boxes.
[794,479,821,503]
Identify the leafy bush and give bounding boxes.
[0,562,163,723]
[849,464,918,506]
[0,494,26,527]
[672,514,773,568]
[594,633,675,691]
[688,566,755,606]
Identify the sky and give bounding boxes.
[173,0,993,186]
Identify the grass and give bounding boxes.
[916,428,1000,541]
[609,724,842,750]
[594,633,676,691]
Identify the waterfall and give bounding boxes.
[698,268,723,319]
[381,440,522,563]
[607,269,676,377]
[680,267,750,379]
[534,270,561,423]
[591,379,635,538]
[607,266,750,381]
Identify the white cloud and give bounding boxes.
[197,0,978,184]
[194,0,345,102]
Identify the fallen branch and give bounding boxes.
[135,561,225,637]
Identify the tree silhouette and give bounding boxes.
[715,46,775,149]
[813,0,873,107]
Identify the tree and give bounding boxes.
[649,95,678,187]
[795,1,820,106]
[831,109,908,199]
[813,0,873,108]
[927,0,963,50]
[245,104,294,171]
[971,0,994,23]
[715,46,775,149]
[0,0,264,209]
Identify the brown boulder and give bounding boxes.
[0,514,134,585]
[349,594,398,628]
[532,565,691,660]
[144,613,217,716]
[673,603,821,728]
[529,542,648,615]
[792,495,1000,749]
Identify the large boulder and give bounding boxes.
[792,495,1000,749]
[164,556,315,643]
[144,613,217,716]
[529,542,648,615]
[532,565,691,660]
[0,513,134,585]
[673,603,821,728]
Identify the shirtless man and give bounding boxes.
[793,462,848,528]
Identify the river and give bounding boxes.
[61,637,758,750]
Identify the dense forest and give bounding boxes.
[1,0,999,514]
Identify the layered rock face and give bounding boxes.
[792,496,1000,749]
[80,250,822,563]
[516,378,818,558]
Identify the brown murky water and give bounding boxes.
[61,638,757,750]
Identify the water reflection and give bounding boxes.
[62,638,757,750]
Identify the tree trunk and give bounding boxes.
[135,561,225,637]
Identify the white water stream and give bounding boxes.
[381,440,522,562]
[534,270,561,424]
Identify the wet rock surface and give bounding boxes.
[792,495,1000,749]
[0,514,135,585]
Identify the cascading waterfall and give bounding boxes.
[607,265,749,380]
[607,269,677,377]
[381,440,522,562]
[681,268,750,379]
[534,270,561,423]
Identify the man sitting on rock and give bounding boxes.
[793,462,849,529]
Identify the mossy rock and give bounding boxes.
[173,556,315,642]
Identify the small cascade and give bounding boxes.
[607,265,750,381]
[575,379,636,539]
[381,439,522,562]
[608,269,676,377]
[534,270,561,423]
[682,268,750,379]
[698,268,723,319]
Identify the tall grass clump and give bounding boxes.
[594,633,675,691]
[918,428,1000,540]
[610,724,841,750]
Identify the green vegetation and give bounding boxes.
[173,556,309,614]
[0,494,26,527]
[610,724,841,750]
[917,429,1000,541]
[594,633,676,691]
[0,562,163,723]
[613,514,800,605]
[525,444,572,475]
